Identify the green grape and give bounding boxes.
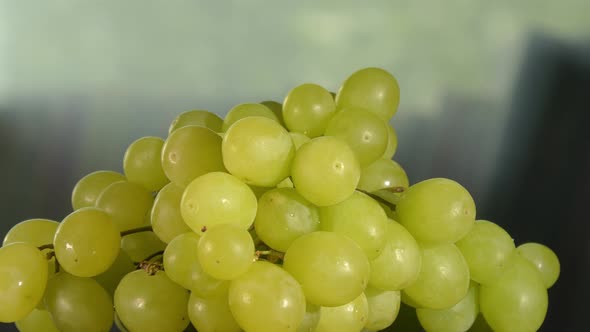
[44,273,113,332]
[335,67,400,121]
[357,158,409,193]
[455,220,515,285]
[53,208,120,277]
[120,231,166,262]
[381,122,398,159]
[416,282,479,332]
[71,170,125,210]
[480,254,548,332]
[168,110,223,134]
[315,292,369,332]
[222,116,295,186]
[228,261,305,332]
[364,286,401,331]
[283,231,370,307]
[187,283,242,332]
[369,220,421,291]
[95,180,154,231]
[396,178,476,245]
[400,291,422,308]
[3,218,59,247]
[320,191,388,259]
[222,103,279,132]
[181,172,257,234]
[15,308,60,332]
[282,83,336,137]
[93,250,135,297]
[289,132,311,150]
[161,125,225,187]
[0,243,48,322]
[254,187,320,252]
[291,136,360,207]
[163,232,224,296]
[297,302,320,332]
[403,243,470,310]
[324,106,389,167]
[123,136,169,191]
[197,224,255,280]
[150,182,192,243]
[516,242,560,288]
[114,312,129,332]
[115,270,190,332]
[260,100,286,127]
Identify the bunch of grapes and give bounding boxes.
[1,67,559,332]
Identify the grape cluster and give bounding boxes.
[0,67,560,332]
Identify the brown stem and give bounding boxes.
[120,225,153,237]
[38,243,54,251]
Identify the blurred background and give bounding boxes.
[1,0,588,331]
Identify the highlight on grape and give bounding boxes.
[1,67,560,332]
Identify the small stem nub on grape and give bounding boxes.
[255,249,285,264]
[201,226,207,233]
[138,261,164,276]
[120,225,153,237]
[38,243,54,251]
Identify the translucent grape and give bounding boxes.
[95,180,154,231]
[3,218,59,247]
[15,308,60,332]
[320,191,388,259]
[283,231,370,307]
[0,243,48,322]
[123,136,169,191]
[381,122,398,159]
[455,220,515,285]
[254,187,320,252]
[222,116,295,186]
[222,103,279,132]
[187,283,241,332]
[44,273,113,332]
[71,170,125,210]
[181,172,257,234]
[364,286,401,331]
[416,282,479,332]
[161,125,225,187]
[197,224,255,280]
[228,261,305,332]
[289,132,311,150]
[150,182,192,243]
[93,250,135,297]
[291,136,360,206]
[282,83,336,137]
[297,302,320,332]
[53,208,120,277]
[168,110,223,134]
[115,270,190,332]
[335,67,400,120]
[396,178,476,244]
[260,100,286,127]
[120,231,166,262]
[516,242,560,288]
[357,158,409,193]
[315,293,369,332]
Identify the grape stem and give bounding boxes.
[38,243,54,250]
[255,249,284,263]
[120,225,153,237]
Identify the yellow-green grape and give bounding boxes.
[168,110,223,134]
[358,158,409,193]
[320,191,388,259]
[150,182,192,243]
[95,180,154,231]
[455,220,515,285]
[291,136,360,206]
[222,103,279,132]
[396,178,476,245]
[15,308,60,332]
[114,313,129,332]
[0,243,48,322]
[222,116,295,187]
[228,261,306,332]
[335,67,400,121]
[289,132,311,150]
[44,273,113,332]
[71,170,125,210]
[283,231,370,307]
[161,125,225,187]
[197,224,255,280]
[163,232,224,296]
[93,250,135,297]
[53,208,120,277]
[516,242,560,288]
[282,83,336,138]
[364,286,401,331]
[115,270,190,332]
[260,100,286,127]
[181,172,257,235]
[480,254,548,332]
[187,283,242,332]
[254,187,320,252]
[403,243,470,310]
[324,107,389,167]
[297,302,320,332]
[369,220,421,291]
[120,231,166,262]
[3,218,59,247]
[123,136,169,191]
[381,123,398,159]
[416,282,479,332]
[315,292,369,332]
